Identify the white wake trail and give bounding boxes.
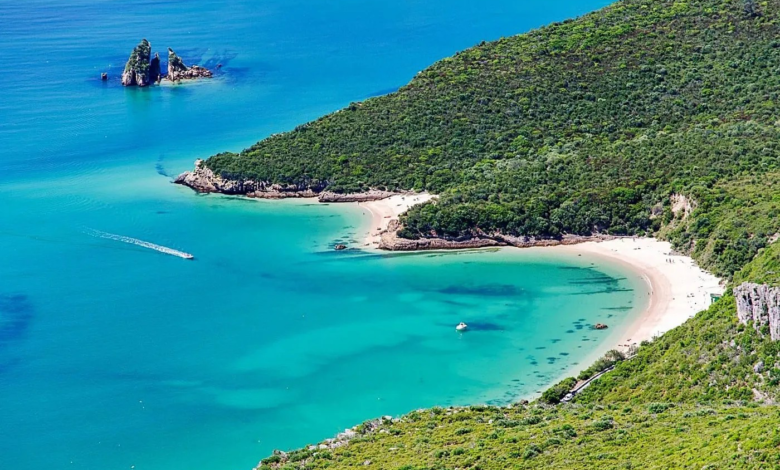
[87,229,194,260]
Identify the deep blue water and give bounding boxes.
[0,1,635,469]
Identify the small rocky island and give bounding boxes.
[120,39,212,87]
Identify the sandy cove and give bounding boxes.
[356,193,435,247]
[538,238,725,350]
[356,195,724,353]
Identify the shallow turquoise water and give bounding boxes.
[0,1,642,469]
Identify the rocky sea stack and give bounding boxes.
[121,39,152,86]
[121,40,212,87]
[167,48,212,81]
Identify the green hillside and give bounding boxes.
[199,0,780,467]
[205,0,780,277]
[256,258,780,469]
[258,403,780,469]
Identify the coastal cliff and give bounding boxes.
[176,160,399,201]
[734,282,780,341]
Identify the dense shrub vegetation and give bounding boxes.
[206,0,780,277]
[258,403,780,469]
[203,0,780,467]
[539,377,577,405]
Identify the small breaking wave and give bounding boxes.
[86,229,193,260]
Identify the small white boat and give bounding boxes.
[456,322,468,332]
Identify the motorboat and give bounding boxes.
[456,322,468,332]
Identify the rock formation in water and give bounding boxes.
[734,282,780,340]
[167,48,213,81]
[121,41,212,86]
[121,39,153,87]
[149,52,162,83]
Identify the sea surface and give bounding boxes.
[0,1,639,469]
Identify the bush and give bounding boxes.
[578,350,627,381]
[648,403,671,414]
[523,444,542,459]
[540,377,577,404]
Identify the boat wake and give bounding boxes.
[86,229,194,260]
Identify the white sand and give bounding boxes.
[548,238,724,350]
[356,193,435,247]
[355,197,723,352]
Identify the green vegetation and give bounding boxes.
[258,403,780,469]
[576,349,626,381]
[198,0,780,467]
[205,0,780,278]
[123,39,151,76]
[540,377,577,405]
[577,295,780,404]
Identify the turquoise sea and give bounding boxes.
[0,1,644,469]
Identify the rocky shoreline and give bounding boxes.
[377,220,615,251]
[175,160,616,251]
[174,160,398,201]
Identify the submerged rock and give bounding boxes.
[121,39,153,87]
[167,48,213,82]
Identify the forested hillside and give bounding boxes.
[194,0,780,468]
[204,0,780,277]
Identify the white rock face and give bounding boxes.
[734,282,780,340]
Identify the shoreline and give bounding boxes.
[536,238,724,353]
[230,192,724,357]
[351,197,724,355]
[355,193,435,247]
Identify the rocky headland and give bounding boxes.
[120,40,212,87]
[175,160,618,251]
[174,160,391,201]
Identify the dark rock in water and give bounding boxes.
[121,39,153,87]
[167,48,213,82]
[149,52,162,83]
[101,72,108,81]
[334,244,347,251]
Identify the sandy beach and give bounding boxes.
[356,193,435,247]
[357,196,723,353]
[548,238,724,350]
